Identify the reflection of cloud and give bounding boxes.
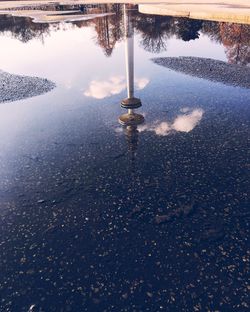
[135,78,149,90]
[154,121,171,136]
[84,76,125,99]
[84,76,149,99]
[172,109,204,132]
[180,107,190,113]
[138,108,204,136]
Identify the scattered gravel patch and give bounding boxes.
[152,57,250,89]
[0,70,55,103]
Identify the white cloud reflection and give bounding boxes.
[172,108,204,132]
[84,76,149,99]
[138,108,204,136]
[135,78,149,90]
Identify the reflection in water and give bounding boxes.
[83,7,149,100]
[172,108,204,132]
[92,4,123,56]
[0,15,51,42]
[1,4,249,65]
[119,5,145,160]
[119,110,144,162]
[220,23,250,65]
[85,76,126,99]
[118,6,204,142]
[84,76,148,99]
[175,19,203,42]
[138,108,204,136]
[121,5,142,109]
[135,14,171,53]
[0,4,249,312]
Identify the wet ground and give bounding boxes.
[0,4,249,312]
[0,70,55,103]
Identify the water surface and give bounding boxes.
[0,4,249,311]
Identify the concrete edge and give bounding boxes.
[139,4,250,25]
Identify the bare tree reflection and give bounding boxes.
[135,15,173,53]
[0,4,249,65]
[202,21,250,65]
[0,15,51,42]
[220,23,250,65]
[92,4,123,57]
[201,21,222,43]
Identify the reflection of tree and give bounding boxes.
[201,21,222,43]
[135,15,174,53]
[1,4,250,65]
[92,4,123,57]
[202,21,250,65]
[175,18,203,41]
[220,23,250,65]
[0,15,50,42]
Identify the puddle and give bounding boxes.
[0,3,249,312]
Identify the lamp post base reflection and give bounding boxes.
[119,110,144,159]
[121,97,142,109]
[119,110,144,127]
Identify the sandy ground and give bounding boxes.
[139,1,250,25]
[0,70,55,103]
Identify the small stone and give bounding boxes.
[122,293,128,299]
[146,292,153,298]
[37,199,45,204]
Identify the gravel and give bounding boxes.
[0,69,55,103]
[152,57,250,89]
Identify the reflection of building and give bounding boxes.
[119,5,145,160]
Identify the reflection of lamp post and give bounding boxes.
[119,109,144,162]
[119,5,145,157]
[121,4,141,109]
[119,109,144,128]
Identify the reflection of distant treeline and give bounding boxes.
[0,15,51,42]
[0,4,249,65]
